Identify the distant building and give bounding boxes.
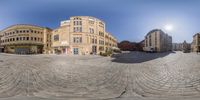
[136,40,145,51]
[182,40,191,53]
[143,29,172,52]
[118,41,136,51]
[172,43,183,51]
[118,40,145,51]
[191,33,200,52]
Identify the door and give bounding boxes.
[73,48,79,55]
[92,46,97,54]
[15,48,30,54]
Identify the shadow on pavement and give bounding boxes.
[111,51,175,63]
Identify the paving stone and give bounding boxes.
[0,52,199,100]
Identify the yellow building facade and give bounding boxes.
[191,33,200,52]
[0,16,117,55]
[143,29,172,52]
[0,25,52,54]
[52,16,117,55]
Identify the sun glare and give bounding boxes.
[164,24,173,31]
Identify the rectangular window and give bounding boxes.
[74,21,82,26]
[155,33,157,45]
[99,40,104,45]
[54,34,59,41]
[95,39,97,44]
[73,37,82,43]
[99,31,104,36]
[89,28,94,33]
[92,38,94,43]
[74,27,82,32]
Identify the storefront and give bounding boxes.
[53,46,70,54]
[5,44,43,54]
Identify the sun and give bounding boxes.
[164,24,173,31]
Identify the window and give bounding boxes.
[54,34,59,41]
[73,37,82,43]
[99,40,104,45]
[91,38,95,44]
[149,35,152,46]
[89,28,94,33]
[73,48,79,55]
[74,27,82,32]
[95,39,97,44]
[27,37,29,40]
[73,20,82,26]
[99,31,104,36]
[99,22,104,28]
[89,20,94,24]
[99,46,104,51]
[155,32,157,45]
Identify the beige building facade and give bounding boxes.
[0,24,52,54]
[52,16,117,55]
[172,43,183,51]
[191,33,200,52]
[0,16,117,55]
[143,29,172,52]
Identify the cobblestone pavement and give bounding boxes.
[0,52,200,100]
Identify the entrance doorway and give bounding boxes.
[15,48,30,54]
[73,48,79,55]
[92,46,97,54]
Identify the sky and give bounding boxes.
[0,0,200,43]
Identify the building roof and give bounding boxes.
[193,33,200,37]
[146,29,164,36]
[0,24,52,33]
[70,16,105,23]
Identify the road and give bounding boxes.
[0,52,200,100]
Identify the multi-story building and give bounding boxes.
[182,40,191,53]
[0,16,117,55]
[172,43,183,51]
[0,24,52,54]
[0,34,3,52]
[52,16,117,55]
[143,29,172,52]
[191,33,200,52]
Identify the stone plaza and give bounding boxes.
[0,52,200,100]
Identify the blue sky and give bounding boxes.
[0,0,200,43]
